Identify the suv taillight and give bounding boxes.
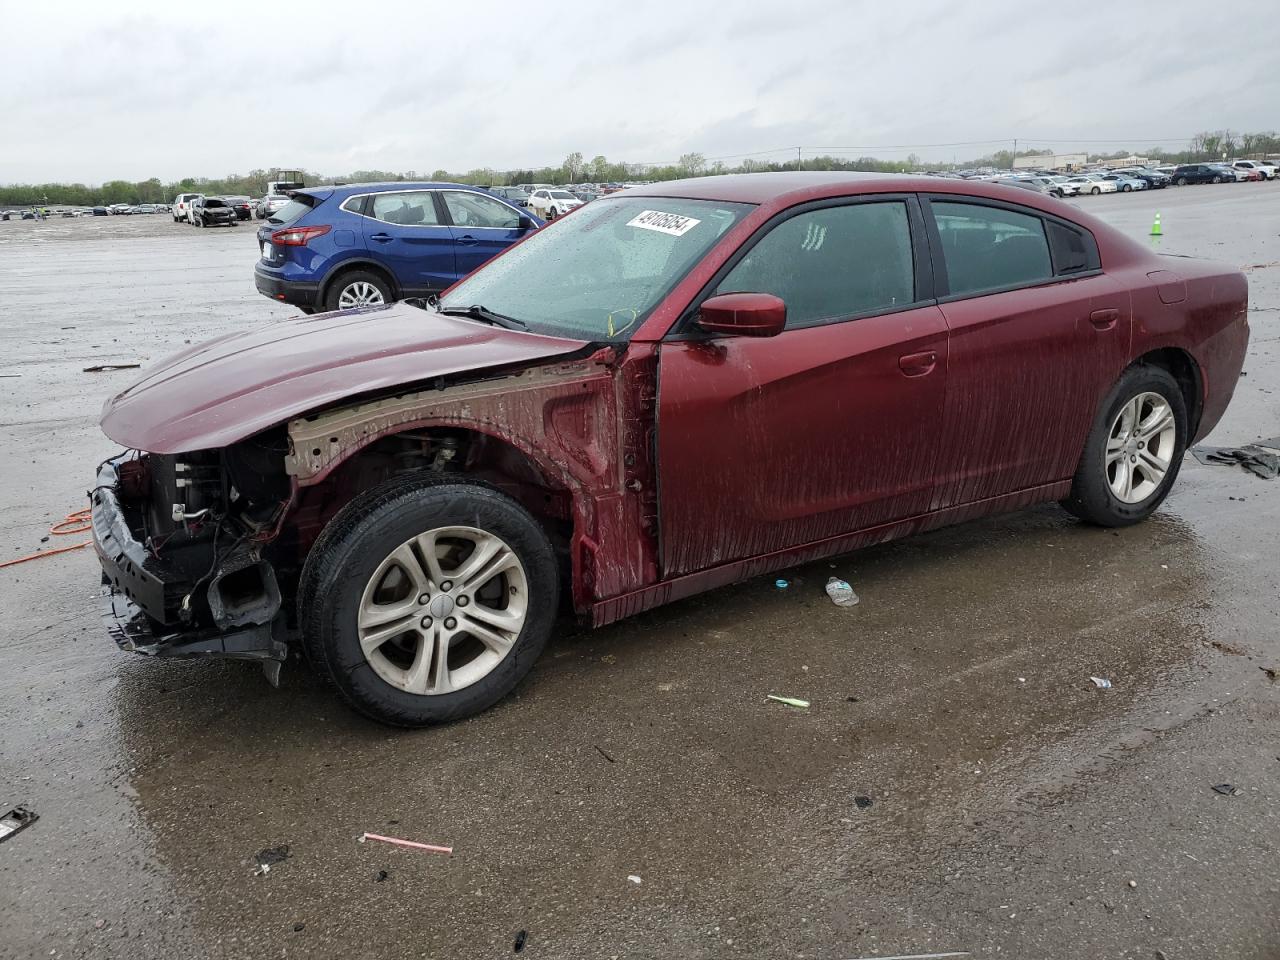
[270,224,331,246]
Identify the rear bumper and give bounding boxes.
[254,264,320,307]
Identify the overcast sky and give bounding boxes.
[2,0,1277,184]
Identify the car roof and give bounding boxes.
[318,181,492,198]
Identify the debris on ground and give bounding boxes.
[1191,438,1280,480]
[1211,783,1242,796]
[627,874,642,885]
[775,579,789,590]
[359,832,452,856]
[0,806,38,843]
[594,745,616,763]
[375,870,389,882]
[825,576,860,607]
[293,923,305,932]
[842,952,970,960]
[82,363,141,373]
[854,796,873,809]
[1260,667,1277,682]
[253,844,290,875]
[766,694,810,709]
[514,929,528,953]
[1090,677,1113,689]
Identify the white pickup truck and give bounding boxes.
[172,193,202,223]
[1231,160,1277,181]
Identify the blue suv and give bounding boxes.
[254,182,541,312]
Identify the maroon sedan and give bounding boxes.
[92,173,1249,726]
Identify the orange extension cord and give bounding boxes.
[0,508,92,569]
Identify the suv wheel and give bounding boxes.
[299,476,559,726]
[1061,364,1187,527]
[194,215,203,227]
[327,270,392,311]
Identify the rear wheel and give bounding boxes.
[299,476,559,726]
[1090,186,1101,195]
[1061,365,1187,527]
[326,270,392,311]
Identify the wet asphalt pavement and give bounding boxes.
[1,186,1278,960]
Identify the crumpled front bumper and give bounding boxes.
[91,459,289,677]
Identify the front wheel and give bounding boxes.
[1213,176,1223,183]
[1061,365,1187,527]
[326,270,392,311]
[1176,176,1187,186]
[1122,184,1132,192]
[299,477,559,726]
[195,216,204,227]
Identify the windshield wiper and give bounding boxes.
[438,304,528,331]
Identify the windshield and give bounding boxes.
[435,196,752,342]
[550,190,576,199]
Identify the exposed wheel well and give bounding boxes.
[297,427,575,567]
[1135,348,1203,436]
[320,262,399,304]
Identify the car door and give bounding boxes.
[657,196,949,577]
[922,196,1132,510]
[439,190,531,278]
[360,190,456,294]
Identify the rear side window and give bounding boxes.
[370,191,440,226]
[716,201,916,329]
[1045,219,1098,275]
[932,201,1052,297]
[442,191,522,229]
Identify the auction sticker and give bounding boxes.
[626,210,701,236]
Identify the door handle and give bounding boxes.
[898,350,938,377]
[456,235,479,246]
[370,232,393,243]
[1089,308,1120,330]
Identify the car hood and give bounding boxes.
[100,303,588,454]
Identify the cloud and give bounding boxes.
[1,0,1277,183]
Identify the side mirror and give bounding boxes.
[518,215,535,229]
[696,292,786,338]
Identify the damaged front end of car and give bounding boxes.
[91,435,295,684]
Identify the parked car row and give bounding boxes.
[990,159,1277,198]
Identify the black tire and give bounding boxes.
[298,475,559,727]
[1090,186,1101,195]
[195,215,204,227]
[1176,176,1187,186]
[1213,175,1222,183]
[1061,364,1188,527]
[324,269,393,311]
[1122,184,1132,192]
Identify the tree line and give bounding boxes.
[3,130,1277,207]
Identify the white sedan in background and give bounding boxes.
[1065,174,1118,196]
[527,188,583,219]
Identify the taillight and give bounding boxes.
[270,224,331,246]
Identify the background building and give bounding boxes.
[1012,152,1089,171]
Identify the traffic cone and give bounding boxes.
[1150,212,1162,237]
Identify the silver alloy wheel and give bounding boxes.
[1106,391,1176,504]
[337,281,386,309]
[357,526,528,695]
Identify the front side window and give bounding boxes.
[932,201,1052,297]
[715,201,915,328]
[442,191,521,229]
[370,191,440,226]
[435,196,751,341]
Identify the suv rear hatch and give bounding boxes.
[257,189,331,263]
